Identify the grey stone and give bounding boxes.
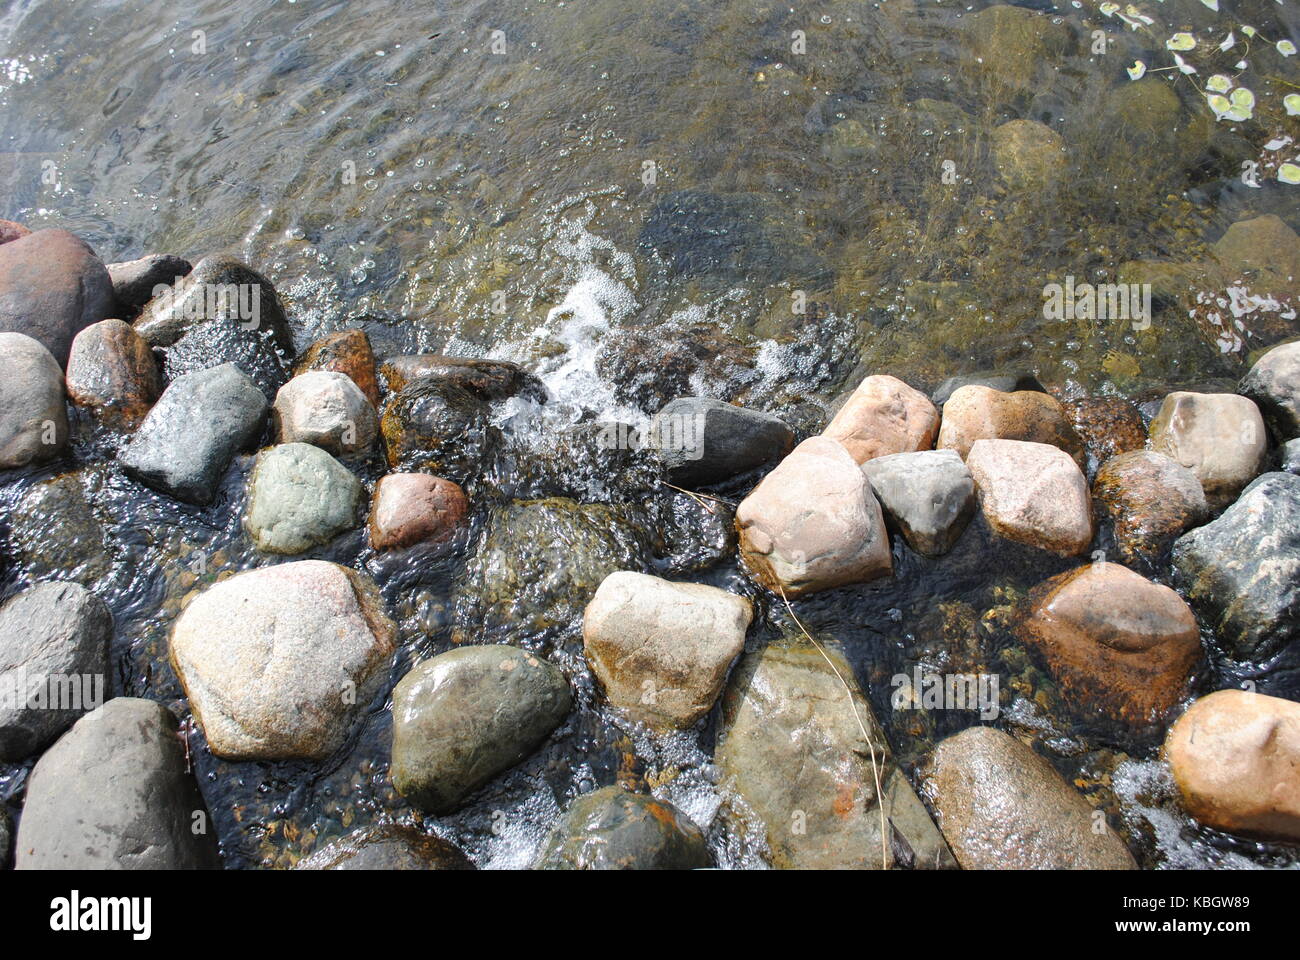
[391,645,571,814]
[273,370,378,457]
[1171,472,1300,661]
[164,317,291,401]
[10,470,113,588]
[295,824,474,870]
[133,255,293,355]
[717,639,955,870]
[120,362,268,505]
[535,786,711,870]
[0,332,68,469]
[0,582,112,762]
[106,254,192,315]
[243,442,362,554]
[926,726,1137,869]
[14,698,220,869]
[1283,438,1300,475]
[862,449,976,556]
[1240,341,1300,441]
[650,397,793,487]
[931,370,1045,407]
[170,561,396,761]
[0,229,114,367]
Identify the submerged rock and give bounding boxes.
[991,119,1066,188]
[736,436,892,597]
[1165,690,1300,842]
[10,471,113,587]
[296,824,475,870]
[583,571,751,729]
[862,449,976,556]
[718,640,955,870]
[0,332,69,469]
[273,370,378,457]
[15,698,220,869]
[391,645,570,814]
[0,228,114,367]
[1064,397,1147,467]
[1093,451,1208,570]
[0,582,112,762]
[380,353,546,403]
[380,378,494,475]
[649,396,793,487]
[368,473,468,551]
[1171,473,1300,661]
[966,439,1093,555]
[1018,563,1201,730]
[1149,391,1267,509]
[119,362,268,505]
[535,786,711,870]
[821,374,940,464]
[244,443,363,554]
[294,329,380,407]
[106,254,192,316]
[937,385,1084,465]
[1213,214,1300,295]
[1239,340,1300,441]
[65,318,163,428]
[133,255,293,355]
[163,317,291,400]
[964,5,1070,102]
[170,561,396,761]
[926,726,1137,869]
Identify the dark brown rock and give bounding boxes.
[1064,397,1146,467]
[1094,451,1208,569]
[295,824,474,870]
[66,319,163,428]
[294,329,381,408]
[0,228,114,367]
[380,354,546,403]
[0,220,30,245]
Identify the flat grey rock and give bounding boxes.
[862,449,976,556]
[651,396,793,486]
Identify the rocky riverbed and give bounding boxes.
[0,215,1298,869]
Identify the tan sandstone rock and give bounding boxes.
[1148,391,1267,509]
[821,374,939,464]
[966,439,1093,555]
[937,385,1084,465]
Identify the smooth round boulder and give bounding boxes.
[119,362,268,505]
[1018,563,1202,729]
[582,571,752,729]
[0,332,69,468]
[820,374,939,464]
[862,449,976,556]
[391,645,571,814]
[0,228,114,367]
[1093,451,1208,570]
[273,370,378,457]
[937,385,1084,465]
[65,318,163,428]
[0,582,112,762]
[649,396,793,486]
[1239,340,1300,441]
[1165,690,1300,841]
[295,824,474,870]
[244,443,363,554]
[926,726,1137,870]
[535,786,711,870]
[14,698,219,869]
[294,329,380,407]
[736,436,892,597]
[966,439,1093,555]
[991,119,1066,188]
[169,561,396,761]
[368,473,468,551]
[380,378,493,473]
[1149,391,1267,509]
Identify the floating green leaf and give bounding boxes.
[1167,33,1196,51]
[1286,93,1300,116]
[1242,25,1257,38]
[1127,60,1147,80]
[1207,93,1233,119]
[1199,0,1218,9]
[1206,74,1232,93]
[1279,40,1297,57]
[1226,86,1255,121]
[1278,163,1300,185]
[1099,1,1119,14]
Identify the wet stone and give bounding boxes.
[535,786,711,870]
[1149,391,1267,509]
[15,698,220,869]
[0,581,112,762]
[0,332,69,469]
[106,254,192,317]
[295,824,475,870]
[294,329,381,407]
[65,318,163,428]
[820,374,940,465]
[244,442,363,555]
[1239,340,1300,442]
[273,370,378,458]
[862,449,976,557]
[1064,397,1147,468]
[380,378,495,476]
[649,396,793,487]
[938,385,1085,466]
[163,315,291,401]
[10,470,113,587]
[368,473,468,552]
[966,439,1093,556]
[991,119,1066,189]
[391,645,571,814]
[380,353,546,403]
[1093,451,1208,570]
[931,370,1045,408]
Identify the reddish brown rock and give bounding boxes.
[966,439,1093,555]
[938,385,1085,466]
[821,374,939,464]
[0,220,30,245]
[294,329,380,408]
[1019,562,1202,729]
[65,319,163,428]
[368,473,469,551]
[1093,451,1208,569]
[0,228,115,367]
[1165,689,1300,841]
[380,354,546,403]
[1064,397,1146,466]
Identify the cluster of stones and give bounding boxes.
[5,212,1300,869]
